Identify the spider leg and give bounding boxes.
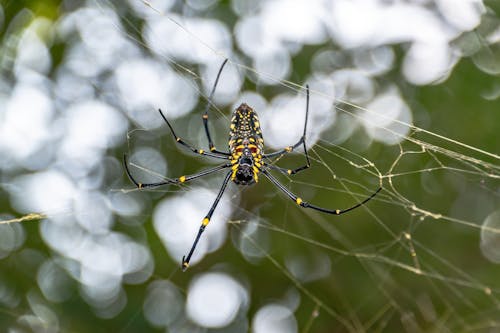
[265,164,310,176]
[262,169,381,215]
[158,109,230,159]
[124,154,230,189]
[182,171,232,271]
[202,59,230,155]
[263,85,311,174]
[262,138,306,159]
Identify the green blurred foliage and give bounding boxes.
[0,0,499,332]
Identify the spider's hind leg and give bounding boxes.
[262,169,381,215]
[158,109,229,159]
[201,59,229,155]
[263,85,311,174]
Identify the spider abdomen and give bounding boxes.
[229,103,264,185]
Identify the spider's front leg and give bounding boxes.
[182,171,232,271]
[262,169,381,215]
[123,155,231,189]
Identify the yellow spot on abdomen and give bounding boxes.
[179,176,186,183]
[296,197,303,205]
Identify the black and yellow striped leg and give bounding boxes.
[182,171,232,271]
[266,164,309,176]
[262,137,306,159]
[262,85,311,173]
[262,170,381,215]
[202,59,229,155]
[158,109,230,159]
[124,154,230,189]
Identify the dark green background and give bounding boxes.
[1,1,499,332]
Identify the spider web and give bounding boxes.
[1,0,499,332]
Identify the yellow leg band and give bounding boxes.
[202,217,210,226]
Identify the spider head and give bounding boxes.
[233,156,256,185]
[234,165,255,185]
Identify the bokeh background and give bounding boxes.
[0,0,499,332]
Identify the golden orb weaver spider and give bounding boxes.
[124,59,382,271]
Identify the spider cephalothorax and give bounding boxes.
[123,59,381,271]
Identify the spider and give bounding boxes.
[124,59,381,271]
